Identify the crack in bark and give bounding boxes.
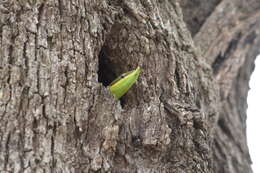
[4,131,11,170]
[212,32,242,74]
[51,122,56,173]
[23,34,29,77]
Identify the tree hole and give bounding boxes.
[98,47,116,87]
[98,46,127,106]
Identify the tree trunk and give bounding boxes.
[0,0,259,173]
[180,0,260,172]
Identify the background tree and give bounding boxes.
[180,0,260,172]
[0,0,259,172]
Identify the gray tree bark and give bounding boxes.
[180,0,260,172]
[0,0,259,173]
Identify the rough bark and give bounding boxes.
[0,0,259,173]
[181,0,260,173]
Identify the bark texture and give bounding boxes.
[181,0,260,173]
[0,0,259,173]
